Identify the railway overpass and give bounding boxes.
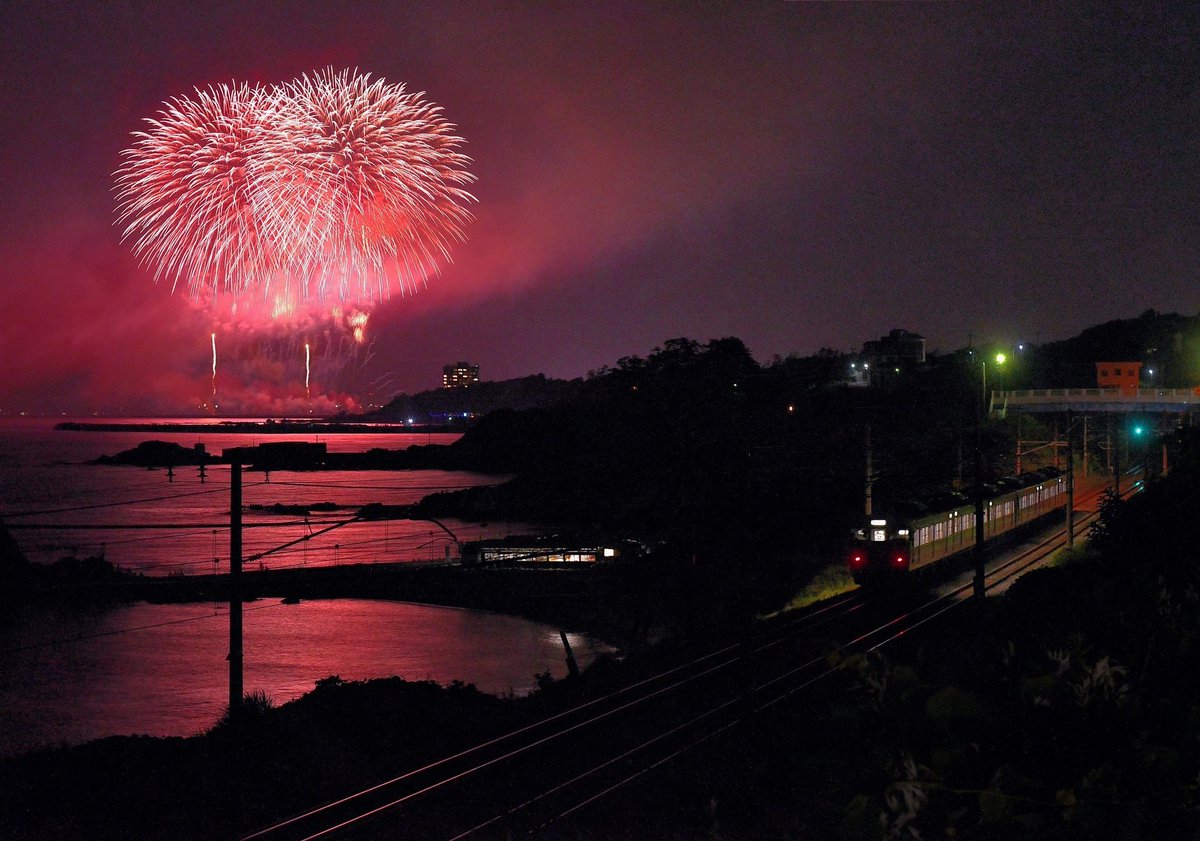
[993,387,1200,415]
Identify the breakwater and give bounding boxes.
[57,419,460,434]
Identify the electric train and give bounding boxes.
[847,468,1067,583]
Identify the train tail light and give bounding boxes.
[848,551,867,571]
[892,552,910,571]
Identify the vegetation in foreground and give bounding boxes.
[0,675,560,840]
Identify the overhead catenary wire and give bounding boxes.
[0,600,292,655]
[3,518,348,530]
[264,479,507,492]
[243,599,866,840]
[245,516,360,564]
[258,507,1095,841]
[239,644,747,840]
[0,482,266,518]
[521,509,1116,837]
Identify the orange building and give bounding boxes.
[1096,361,1142,396]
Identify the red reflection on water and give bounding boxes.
[1,600,613,757]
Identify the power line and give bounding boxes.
[1,482,266,518]
[1,600,291,655]
[63,528,218,549]
[246,517,360,564]
[265,480,507,492]
[5,518,348,530]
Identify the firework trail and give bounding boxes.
[304,341,311,401]
[115,69,476,314]
[210,332,217,407]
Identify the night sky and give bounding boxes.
[2,1,1197,414]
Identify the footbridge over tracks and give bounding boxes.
[993,388,1200,415]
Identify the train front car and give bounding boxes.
[847,517,912,584]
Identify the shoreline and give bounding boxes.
[6,560,643,652]
[55,419,463,434]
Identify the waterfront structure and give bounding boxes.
[442,362,479,389]
[463,535,630,566]
[222,442,327,469]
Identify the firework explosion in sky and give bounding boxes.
[113,68,474,412]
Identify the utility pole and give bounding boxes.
[864,424,873,517]
[1015,412,1022,474]
[973,368,985,600]
[1082,415,1089,478]
[973,353,1003,600]
[1066,411,1075,549]
[1113,419,1121,497]
[1052,418,1060,469]
[229,462,243,713]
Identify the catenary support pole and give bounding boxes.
[864,423,873,517]
[1066,411,1075,549]
[230,461,243,713]
[1083,415,1089,478]
[973,372,985,600]
[1114,419,1121,497]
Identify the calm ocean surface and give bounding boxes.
[0,419,610,757]
[0,417,529,571]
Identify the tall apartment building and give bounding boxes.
[442,361,479,389]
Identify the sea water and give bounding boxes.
[0,419,608,756]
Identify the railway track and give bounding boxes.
[244,481,1132,840]
[241,592,868,841]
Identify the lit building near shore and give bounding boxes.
[442,361,479,389]
[849,328,926,386]
[463,535,637,567]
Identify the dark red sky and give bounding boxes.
[1,1,1197,414]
